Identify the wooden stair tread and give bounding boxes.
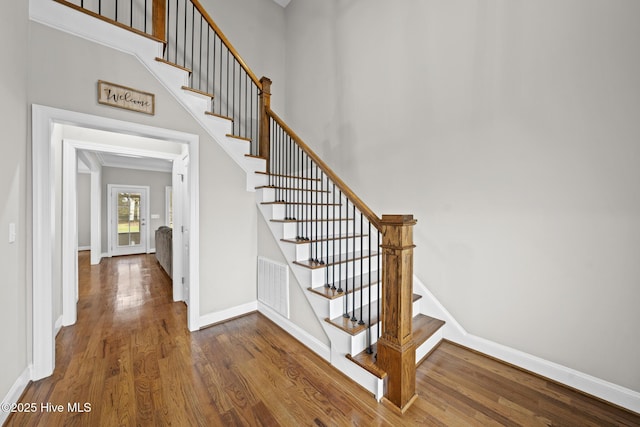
[308,272,379,300]
[346,314,445,379]
[271,217,353,224]
[245,154,266,160]
[325,301,379,336]
[347,344,385,379]
[227,134,251,142]
[155,57,192,74]
[181,85,214,99]
[256,171,321,182]
[256,185,330,193]
[326,296,427,338]
[281,233,366,245]
[294,250,378,270]
[205,111,233,121]
[413,313,445,347]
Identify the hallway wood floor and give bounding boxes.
[7,253,639,426]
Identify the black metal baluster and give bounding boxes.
[377,230,381,350]
[129,0,133,28]
[250,83,254,150]
[359,212,364,326]
[244,75,248,139]
[310,162,315,263]
[144,0,147,33]
[174,0,178,64]
[205,24,210,95]
[331,183,336,290]
[367,221,373,354]
[198,15,203,91]
[341,192,348,317]
[181,0,185,66]
[351,203,357,323]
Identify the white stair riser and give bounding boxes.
[309,255,380,284]
[415,329,443,364]
[290,236,372,263]
[328,282,380,319]
[224,137,251,157]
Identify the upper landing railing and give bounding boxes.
[54,0,418,412]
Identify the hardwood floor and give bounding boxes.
[7,253,639,426]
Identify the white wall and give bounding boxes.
[101,167,172,252]
[77,172,91,248]
[285,0,640,392]
[0,0,29,404]
[27,21,257,319]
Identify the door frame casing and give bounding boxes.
[107,184,150,257]
[33,105,201,381]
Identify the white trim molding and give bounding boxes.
[32,104,201,380]
[0,367,32,426]
[199,301,258,329]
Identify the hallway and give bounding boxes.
[7,253,639,426]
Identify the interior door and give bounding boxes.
[110,185,149,256]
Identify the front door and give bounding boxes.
[109,185,149,256]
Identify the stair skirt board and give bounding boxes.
[32,1,640,413]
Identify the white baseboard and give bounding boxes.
[413,275,640,414]
[0,367,32,425]
[77,246,90,251]
[198,301,258,329]
[454,334,640,414]
[258,302,331,361]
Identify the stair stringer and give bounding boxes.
[257,201,386,400]
[139,55,268,191]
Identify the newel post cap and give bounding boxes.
[259,76,272,94]
[381,214,417,226]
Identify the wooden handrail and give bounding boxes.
[266,108,382,230]
[189,0,263,89]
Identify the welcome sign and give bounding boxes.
[98,80,155,115]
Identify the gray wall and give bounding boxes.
[284,0,640,392]
[77,173,91,248]
[101,167,172,253]
[202,0,287,114]
[257,214,329,346]
[0,0,29,402]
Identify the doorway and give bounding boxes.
[108,185,150,256]
[32,105,201,381]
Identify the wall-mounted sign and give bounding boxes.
[98,80,155,115]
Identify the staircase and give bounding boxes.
[43,0,447,411]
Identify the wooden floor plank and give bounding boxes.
[6,253,639,426]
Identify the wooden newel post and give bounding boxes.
[259,76,272,172]
[377,214,418,413]
[152,0,167,42]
